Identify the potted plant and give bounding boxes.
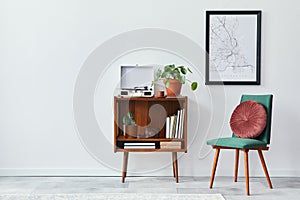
[122,112,137,138]
[154,64,198,96]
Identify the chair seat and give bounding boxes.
[207,137,267,149]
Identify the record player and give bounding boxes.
[120,86,153,97]
[119,65,154,97]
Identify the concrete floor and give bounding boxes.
[0,176,299,200]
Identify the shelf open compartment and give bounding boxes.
[114,96,187,152]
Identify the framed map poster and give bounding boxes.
[205,10,262,85]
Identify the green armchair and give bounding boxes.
[207,94,273,195]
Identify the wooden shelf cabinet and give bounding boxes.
[113,96,188,183]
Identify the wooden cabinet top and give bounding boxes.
[114,96,187,101]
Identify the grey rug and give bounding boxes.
[0,193,225,200]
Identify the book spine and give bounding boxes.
[160,144,181,147]
[180,109,184,139]
[175,110,180,138]
[124,142,156,146]
[160,141,181,144]
[160,142,182,146]
[172,115,177,138]
[170,115,174,138]
[124,145,156,149]
[160,145,181,149]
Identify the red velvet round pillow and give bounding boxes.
[230,100,267,138]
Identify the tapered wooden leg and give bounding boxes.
[209,148,220,189]
[122,152,129,183]
[172,152,179,183]
[258,150,273,189]
[243,150,250,195]
[234,149,239,182]
[172,153,176,177]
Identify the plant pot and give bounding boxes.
[137,126,147,138]
[164,79,182,96]
[123,125,137,138]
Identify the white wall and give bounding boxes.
[0,0,300,177]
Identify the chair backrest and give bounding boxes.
[232,94,273,144]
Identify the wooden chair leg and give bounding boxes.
[209,148,220,189]
[234,149,239,182]
[243,149,250,195]
[122,152,129,183]
[258,150,273,189]
[172,152,179,183]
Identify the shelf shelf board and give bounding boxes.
[115,96,186,101]
[117,136,184,142]
[116,148,187,153]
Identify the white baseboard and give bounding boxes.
[0,168,299,177]
[0,168,120,177]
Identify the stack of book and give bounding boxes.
[160,141,182,149]
[165,109,184,139]
[124,142,156,149]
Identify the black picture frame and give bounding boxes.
[205,10,262,85]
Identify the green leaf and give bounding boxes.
[177,76,183,83]
[128,112,133,118]
[187,68,193,73]
[165,67,172,72]
[164,64,175,71]
[165,79,170,88]
[131,119,136,125]
[123,115,129,125]
[162,71,170,78]
[182,76,186,84]
[174,68,180,74]
[164,66,170,72]
[191,82,198,91]
[179,67,187,75]
[178,76,186,84]
[123,112,136,125]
